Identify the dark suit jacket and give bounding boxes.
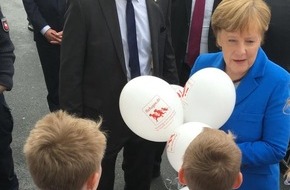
[262,0,290,72]
[60,0,179,138]
[22,0,66,44]
[0,8,15,106]
[0,9,14,92]
[171,0,221,85]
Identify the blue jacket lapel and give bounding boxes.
[235,48,266,104]
[210,48,266,105]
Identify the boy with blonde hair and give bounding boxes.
[23,110,106,190]
[178,128,243,190]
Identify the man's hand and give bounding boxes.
[44,29,63,45]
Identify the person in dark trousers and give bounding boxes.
[0,6,19,190]
[22,0,66,112]
[59,0,179,189]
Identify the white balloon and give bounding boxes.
[166,122,211,172]
[170,84,184,98]
[180,186,189,190]
[183,68,236,129]
[119,76,184,142]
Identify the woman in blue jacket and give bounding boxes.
[189,0,290,189]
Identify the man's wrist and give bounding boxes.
[41,25,51,35]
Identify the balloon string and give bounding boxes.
[163,177,186,190]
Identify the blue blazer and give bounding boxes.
[190,48,290,190]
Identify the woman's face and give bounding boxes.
[217,28,262,80]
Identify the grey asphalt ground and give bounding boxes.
[0,0,289,190]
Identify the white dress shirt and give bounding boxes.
[188,0,214,54]
[116,0,152,80]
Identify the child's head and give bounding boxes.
[178,128,242,190]
[23,110,106,190]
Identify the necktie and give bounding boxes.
[126,0,141,79]
[186,0,206,67]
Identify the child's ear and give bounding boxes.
[86,168,101,190]
[232,172,243,189]
[178,168,187,185]
[86,172,99,189]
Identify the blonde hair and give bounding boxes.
[182,128,241,190]
[23,110,106,190]
[211,0,270,41]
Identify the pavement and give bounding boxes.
[0,0,289,190]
